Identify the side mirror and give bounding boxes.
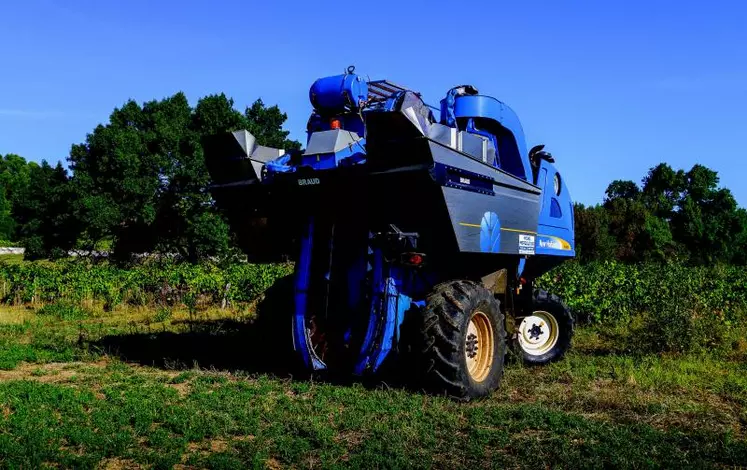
[529,144,555,164]
[529,144,545,158]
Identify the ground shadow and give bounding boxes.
[93,318,302,377]
[91,276,412,391]
[92,275,308,378]
[92,316,414,392]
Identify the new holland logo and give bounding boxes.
[297,178,320,186]
[538,235,571,251]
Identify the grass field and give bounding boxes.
[0,305,745,469]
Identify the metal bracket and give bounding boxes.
[371,224,419,261]
[481,269,508,295]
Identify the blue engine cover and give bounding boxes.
[309,73,368,113]
[535,160,575,257]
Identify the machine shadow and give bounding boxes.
[93,318,299,377]
[93,275,301,378]
[92,276,416,392]
[92,318,414,392]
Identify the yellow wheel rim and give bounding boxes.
[517,311,559,356]
[465,310,494,383]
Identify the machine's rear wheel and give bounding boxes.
[418,280,506,400]
[515,290,574,365]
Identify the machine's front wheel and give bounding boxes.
[515,290,574,365]
[418,280,506,400]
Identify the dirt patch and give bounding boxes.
[208,438,228,453]
[265,458,282,470]
[98,457,143,469]
[183,438,232,461]
[166,380,192,398]
[0,361,109,384]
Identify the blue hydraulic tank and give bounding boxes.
[309,72,368,113]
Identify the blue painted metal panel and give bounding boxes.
[372,276,411,371]
[354,260,413,374]
[299,139,367,170]
[535,160,575,257]
[353,247,384,375]
[293,217,327,370]
[452,95,532,181]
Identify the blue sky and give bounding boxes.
[1,0,745,206]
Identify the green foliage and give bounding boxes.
[68,92,301,263]
[0,154,36,208]
[573,203,615,263]
[36,301,91,321]
[13,161,79,260]
[580,163,747,265]
[0,154,40,241]
[0,260,293,310]
[0,187,14,240]
[243,98,303,150]
[538,261,747,353]
[153,307,172,323]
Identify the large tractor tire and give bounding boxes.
[417,280,506,400]
[515,290,574,365]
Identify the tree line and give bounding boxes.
[574,163,747,265]
[1,91,744,265]
[0,92,300,262]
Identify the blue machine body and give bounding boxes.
[283,71,574,373]
[452,95,533,182]
[309,73,369,114]
[204,68,576,376]
[534,159,575,256]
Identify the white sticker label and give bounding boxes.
[518,234,535,255]
[459,177,471,185]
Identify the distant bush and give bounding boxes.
[36,301,91,321]
[153,307,173,323]
[537,261,747,324]
[3,257,746,355]
[0,260,294,311]
[538,261,747,354]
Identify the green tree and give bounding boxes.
[670,164,745,265]
[68,92,300,263]
[604,180,640,202]
[641,163,685,219]
[0,184,14,240]
[15,161,79,260]
[244,98,302,150]
[152,93,241,262]
[0,154,41,241]
[573,203,615,262]
[602,177,678,263]
[0,154,35,210]
[594,163,745,265]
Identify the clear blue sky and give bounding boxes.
[1,0,745,206]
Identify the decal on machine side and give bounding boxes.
[297,177,321,186]
[518,234,535,255]
[537,235,572,251]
